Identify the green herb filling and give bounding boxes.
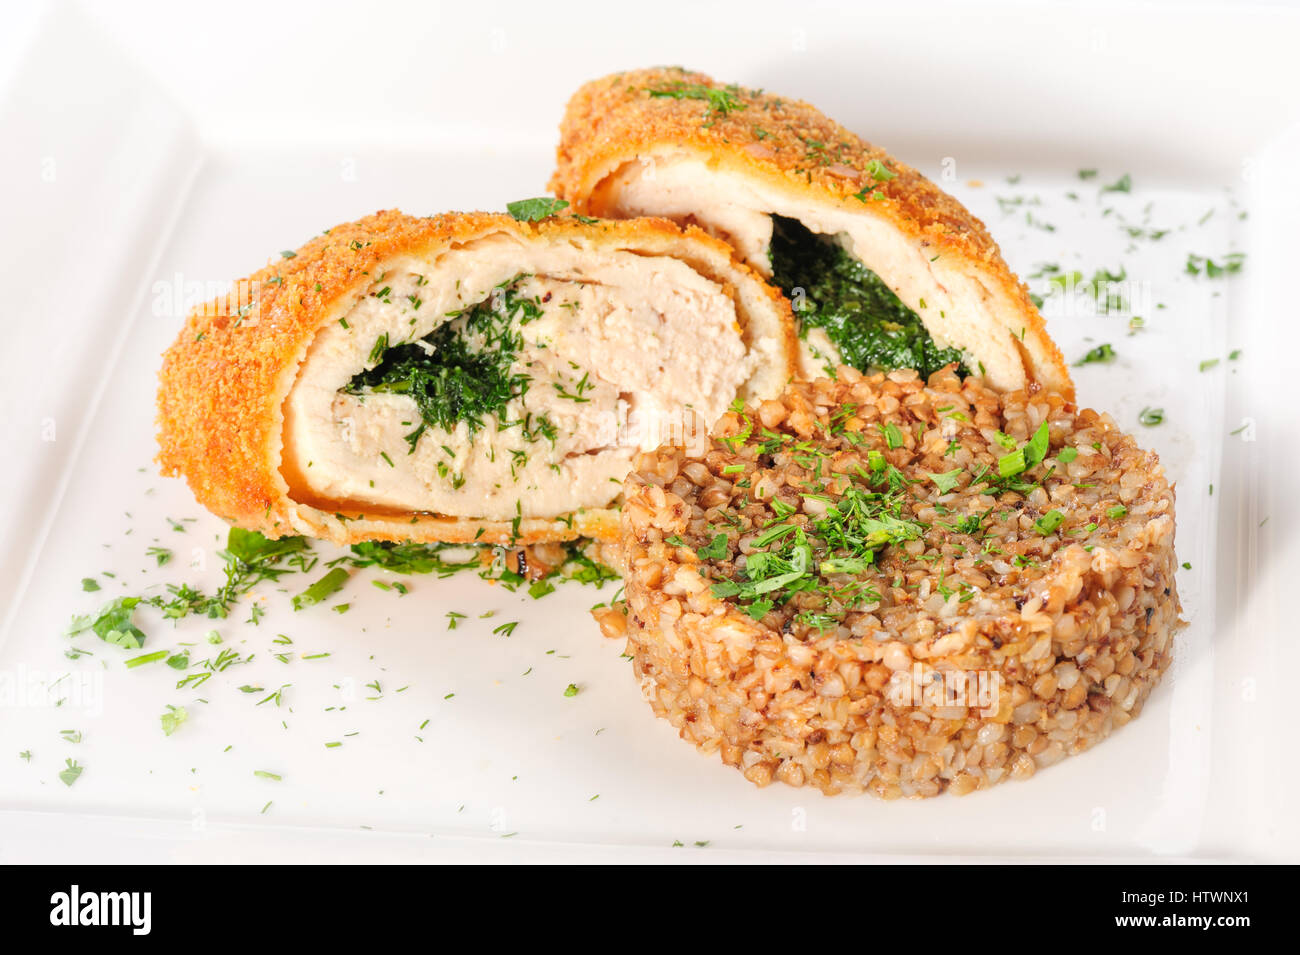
[343,276,543,450]
[767,215,967,378]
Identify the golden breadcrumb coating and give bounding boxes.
[550,67,1073,400]
[156,209,797,545]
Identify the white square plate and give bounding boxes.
[1,0,1297,863]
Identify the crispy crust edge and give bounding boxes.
[549,67,1074,401]
[155,209,796,545]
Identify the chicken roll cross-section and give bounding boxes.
[551,68,1072,397]
[615,368,1180,798]
[156,210,797,546]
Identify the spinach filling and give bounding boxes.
[767,215,967,378]
[343,275,543,451]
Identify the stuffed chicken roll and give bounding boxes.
[551,68,1072,398]
[156,210,796,545]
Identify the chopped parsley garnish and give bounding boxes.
[59,759,83,787]
[1101,173,1132,193]
[67,596,147,648]
[927,469,964,494]
[506,197,570,221]
[346,538,616,593]
[1023,421,1050,469]
[696,533,729,561]
[1185,252,1245,278]
[1075,343,1116,366]
[1138,406,1164,427]
[863,158,897,182]
[993,421,1049,483]
[349,540,477,576]
[647,82,746,116]
[706,484,919,621]
[160,704,188,737]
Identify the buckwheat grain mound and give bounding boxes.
[610,367,1180,798]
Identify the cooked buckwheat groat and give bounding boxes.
[612,368,1180,798]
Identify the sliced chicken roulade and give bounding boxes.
[551,67,1072,397]
[156,210,797,545]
